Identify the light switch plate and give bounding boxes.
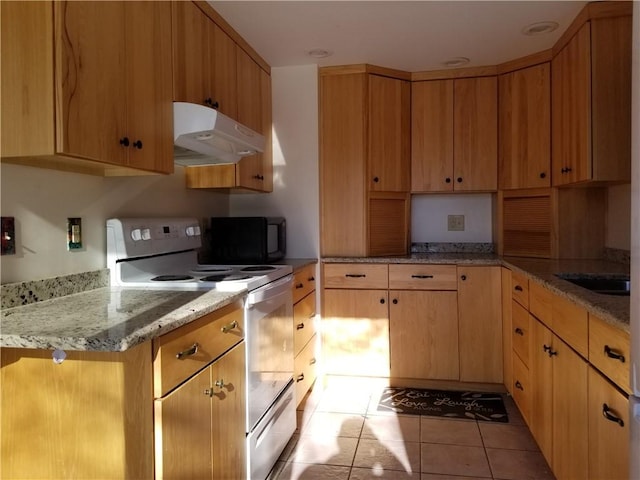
[448,215,465,231]
[1,217,16,255]
[67,217,82,250]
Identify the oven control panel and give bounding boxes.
[107,218,202,260]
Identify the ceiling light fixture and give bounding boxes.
[521,21,559,36]
[306,48,333,59]
[442,57,470,68]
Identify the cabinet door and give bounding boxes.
[453,76,498,191]
[411,79,454,192]
[588,367,629,480]
[125,1,173,174]
[552,23,591,186]
[499,63,550,189]
[171,1,211,105]
[368,74,410,192]
[320,73,367,257]
[155,366,213,479]
[389,290,459,380]
[552,337,588,480]
[55,1,128,165]
[322,289,389,377]
[457,266,502,383]
[530,317,553,465]
[211,342,246,480]
[210,23,237,119]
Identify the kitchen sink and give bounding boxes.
[555,274,630,296]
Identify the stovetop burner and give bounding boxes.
[151,274,194,282]
[193,267,233,273]
[241,266,277,272]
[200,274,252,282]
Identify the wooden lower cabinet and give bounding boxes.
[457,266,503,383]
[0,344,154,479]
[530,317,588,480]
[389,290,459,380]
[293,264,319,407]
[155,342,246,480]
[322,288,390,377]
[588,367,629,480]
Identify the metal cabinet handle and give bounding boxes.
[514,285,523,292]
[604,345,625,363]
[514,327,524,336]
[543,344,557,357]
[308,276,315,282]
[295,283,304,289]
[215,379,225,388]
[204,388,213,397]
[602,403,624,427]
[176,343,198,359]
[515,381,524,391]
[221,320,238,333]
[412,275,434,279]
[296,373,305,382]
[309,357,317,365]
[296,322,305,330]
[345,274,366,278]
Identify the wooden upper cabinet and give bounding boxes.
[171,1,211,105]
[211,24,238,119]
[552,16,631,186]
[368,75,411,192]
[499,63,551,189]
[412,76,497,192]
[453,76,498,191]
[411,79,454,192]
[55,1,173,174]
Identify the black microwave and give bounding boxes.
[208,217,286,264]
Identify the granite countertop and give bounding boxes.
[0,286,245,352]
[322,254,630,333]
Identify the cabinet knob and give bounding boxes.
[514,285,523,292]
[392,298,398,304]
[380,298,386,304]
[539,172,547,179]
[514,327,524,336]
[457,177,463,183]
[460,275,467,281]
[514,381,524,391]
[373,176,379,183]
[132,140,143,149]
[119,137,130,147]
[445,177,451,183]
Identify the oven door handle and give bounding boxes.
[246,274,293,306]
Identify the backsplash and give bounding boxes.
[411,242,495,254]
[1,269,109,309]
[602,247,631,265]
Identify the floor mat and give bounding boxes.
[377,387,509,422]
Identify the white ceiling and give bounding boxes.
[209,1,587,72]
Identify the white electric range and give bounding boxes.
[106,217,296,480]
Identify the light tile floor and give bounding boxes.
[269,377,555,480]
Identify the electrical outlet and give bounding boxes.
[447,214,465,232]
[1,217,16,255]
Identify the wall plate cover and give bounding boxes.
[1,217,16,255]
[67,217,82,250]
[447,214,465,231]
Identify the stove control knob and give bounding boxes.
[131,229,142,241]
[141,228,151,241]
[186,225,200,237]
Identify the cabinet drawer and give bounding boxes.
[323,263,388,289]
[153,301,244,398]
[512,353,531,425]
[294,291,317,356]
[589,314,631,394]
[511,271,529,308]
[552,294,588,358]
[512,300,531,366]
[294,334,318,407]
[529,280,553,326]
[388,264,457,290]
[293,264,316,304]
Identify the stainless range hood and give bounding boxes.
[173,102,265,166]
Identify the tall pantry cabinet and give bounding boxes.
[320,67,411,257]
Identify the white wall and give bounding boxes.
[0,164,228,283]
[230,65,320,259]
[606,184,632,250]
[411,194,494,243]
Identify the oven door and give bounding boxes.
[245,274,294,432]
